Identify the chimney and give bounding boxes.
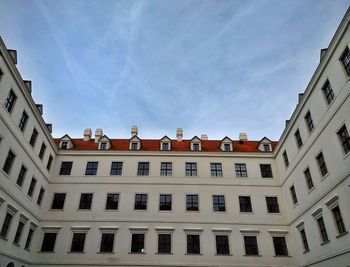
[83,128,92,141]
[201,134,208,140]
[131,126,138,137]
[298,93,304,103]
[95,128,103,143]
[36,104,43,115]
[24,80,32,94]
[320,48,327,62]
[8,49,17,64]
[239,133,248,141]
[176,128,183,142]
[46,124,52,133]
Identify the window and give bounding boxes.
[24,228,34,249]
[158,234,171,253]
[105,193,119,210]
[290,186,298,205]
[61,141,68,150]
[5,89,17,113]
[185,162,197,176]
[110,162,123,175]
[0,213,13,237]
[239,196,252,212]
[186,194,199,211]
[322,80,335,104]
[244,236,259,255]
[317,217,329,243]
[100,142,107,150]
[3,150,15,174]
[135,194,147,210]
[70,233,86,252]
[131,142,138,150]
[282,151,289,168]
[213,195,225,212]
[137,162,149,176]
[40,232,57,252]
[216,235,230,255]
[131,233,145,253]
[260,164,273,178]
[304,168,314,190]
[159,194,172,211]
[51,193,66,209]
[46,155,53,171]
[162,142,169,151]
[192,143,200,151]
[29,128,38,147]
[16,165,27,187]
[272,236,288,256]
[266,197,280,213]
[27,177,37,197]
[294,129,303,148]
[337,124,350,154]
[235,163,247,177]
[316,152,328,177]
[210,163,222,177]
[263,144,270,152]
[340,46,350,76]
[59,161,73,175]
[79,193,93,210]
[100,233,115,252]
[299,229,309,251]
[332,206,346,234]
[18,111,29,131]
[37,187,45,206]
[160,162,172,176]
[38,143,46,160]
[187,234,200,254]
[0,67,3,80]
[224,143,231,151]
[13,221,24,244]
[85,161,98,175]
[305,111,314,133]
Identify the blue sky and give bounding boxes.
[0,1,349,140]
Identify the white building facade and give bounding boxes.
[0,7,350,267]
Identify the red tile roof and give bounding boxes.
[54,138,278,153]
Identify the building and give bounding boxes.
[0,7,349,267]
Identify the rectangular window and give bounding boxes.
[105,193,119,210]
[282,151,289,168]
[235,163,247,177]
[332,206,346,234]
[131,142,138,150]
[304,168,314,190]
[260,164,273,178]
[185,162,197,176]
[13,221,24,244]
[210,163,223,177]
[159,194,172,211]
[61,141,68,149]
[37,187,45,206]
[213,195,225,212]
[135,194,147,210]
[192,143,200,151]
[70,232,86,252]
[85,161,98,175]
[0,213,13,237]
[290,185,298,205]
[158,234,171,253]
[19,111,29,131]
[160,162,172,176]
[5,89,17,113]
[273,236,288,256]
[299,229,309,251]
[27,177,37,197]
[16,165,27,187]
[187,234,200,254]
[79,193,93,210]
[337,124,350,154]
[224,143,231,151]
[244,236,259,255]
[3,150,15,174]
[294,129,303,148]
[266,197,280,213]
[131,233,145,253]
[263,144,270,152]
[100,142,107,150]
[340,46,350,76]
[51,193,66,209]
[59,161,73,175]
[38,143,46,160]
[46,155,53,171]
[40,232,57,252]
[186,194,199,211]
[322,80,335,104]
[137,162,149,176]
[239,196,252,212]
[316,152,328,177]
[0,67,3,79]
[317,217,329,242]
[29,128,38,147]
[25,228,34,250]
[216,235,230,255]
[110,161,123,175]
[100,233,115,252]
[162,142,169,151]
[305,111,314,133]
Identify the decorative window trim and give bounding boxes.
[155,227,175,232]
[267,230,288,235]
[7,204,18,216]
[220,137,233,152]
[190,136,202,151]
[129,136,141,150]
[98,135,111,150]
[160,136,171,151]
[59,134,74,150]
[212,228,232,233]
[311,208,323,220]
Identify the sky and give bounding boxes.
[0,1,349,141]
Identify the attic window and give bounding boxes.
[61,142,68,150]
[263,144,270,152]
[131,142,138,151]
[162,143,169,151]
[224,144,230,151]
[193,143,200,151]
[100,143,107,150]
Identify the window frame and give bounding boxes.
[105,193,120,210]
[160,162,172,176]
[78,193,93,210]
[137,162,150,176]
[265,196,280,214]
[235,163,247,177]
[239,196,252,213]
[134,193,148,210]
[85,161,98,176]
[4,89,17,113]
[210,163,223,177]
[321,79,335,105]
[212,195,226,212]
[260,164,273,178]
[304,111,314,133]
[110,161,123,176]
[186,194,199,212]
[337,124,350,155]
[316,152,328,177]
[185,162,197,176]
[159,194,172,211]
[51,193,67,210]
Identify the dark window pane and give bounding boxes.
[185,162,197,176]
[29,128,38,147]
[131,234,144,253]
[266,197,280,213]
[273,236,288,256]
[305,111,314,132]
[27,177,37,197]
[100,233,114,252]
[158,234,171,253]
[39,143,46,160]
[51,193,66,209]
[244,236,258,255]
[19,111,29,131]
[41,232,57,252]
[106,193,119,210]
[282,151,289,168]
[3,150,15,174]
[85,161,98,175]
[160,162,172,176]
[135,194,147,210]
[317,217,329,242]
[187,235,200,254]
[137,162,149,176]
[186,194,199,211]
[0,213,13,237]
[213,195,225,211]
[337,125,350,154]
[46,155,53,171]
[294,129,303,148]
[239,196,252,212]
[211,163,223,177]
[316,152,328,177]
[260,164,273,178]
[37,187,45,206]
[290,186,298,205]
[16,165,27,187]
[59,161,73,175]
[79,193,93,209]
[216,235,230,255]
[13,221,24,244]
[5,89,17,113]
[70,233,86,252]
[321,80,335,104]
[110,162,123,175]
[235,163,247,177]
[25,228,34,249]
[332,206,346,234]
[160,194,172,211]
[300,229,309,251]
[304,168,314,190]
[341,46,350,76]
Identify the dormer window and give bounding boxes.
[160,136,171,151]
[220,137,233,152]
[263,144,270,152]
[129,135,141,151]
[193,143,199,151]
[224,144,230,151]
[162,143,169,151]
[190,136,202,151]
[100,143,107,150]
[61,142,68,150]
[131,143,138,150]
[257,137,272,152]
[97,135,111,150]
[59,135,74,150]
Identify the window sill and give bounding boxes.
[185,253,202,255]
[0,169,10,179]
[77,209,92,211]
[293,202,299,209]
[320,240,330,246]
[15,183,23,191]
[302,249,310,254]
[68,251,85,254]
[37,251,55,253]
[24,248,31,252]
[128,252,146,254]
[104,209,119,212]
[343,151,350,160]
[307,187,315,194]
[336,231,348,239]
[155,252,173,255]
[97,251,115,254]
[12,242,20,247]
[321,173,330,181]
[0,235,8,241]
[50,209,64,211]
[244,254,261,257]
[273,255,291,257]
[215,254,232,256]
[267,212,282,215]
